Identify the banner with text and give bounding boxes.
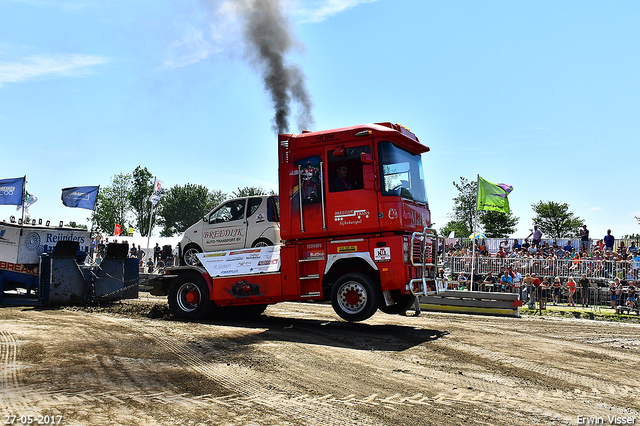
[196,246,281,277]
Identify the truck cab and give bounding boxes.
[278,122,430,241]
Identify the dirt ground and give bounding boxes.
[1,296,639,426]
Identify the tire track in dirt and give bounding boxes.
[0,329,31,414]
[141,321,384,426]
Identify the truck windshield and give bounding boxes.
[378,141,428,203]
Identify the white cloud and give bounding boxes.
[6,0,107,10]
[163,29,222,68]
[296,0,379,23]
[0,54,109,87]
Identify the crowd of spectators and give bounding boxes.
[443,228,640,310]
[89,237,176,273]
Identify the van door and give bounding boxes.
[202,199,248,251]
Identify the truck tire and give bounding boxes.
[251,238,272,248]
[182,244,202,266]
[168,272,214,319]
[379,294,416,315]
[331,273,380,322]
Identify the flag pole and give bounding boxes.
[146,177,156,261]
[20,175,27,234]
[470,174,480,292]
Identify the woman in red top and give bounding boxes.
[566,277,577,307]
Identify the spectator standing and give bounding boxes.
[578,273,593,307]
[531,273,541,308]
[540,277,549,309]
[627,282,636,309]
[566,277,577,307]
[551,276,562,306]
[129,244,137,258]
[522,273,533,306]
[609,280,618,308]
[154,243,161,263]
[580,225,590,253]
[604,229,615,254]
[513,267,522,296]
[527,225,543,248]
[90,237,97,258]
[136,245,145,263]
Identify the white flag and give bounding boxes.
[17,190,38,215]
[149,178,162,205]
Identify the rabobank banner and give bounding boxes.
[0,177,25,206]
[61,186,99,210]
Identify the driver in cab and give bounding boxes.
[334,165,352,191]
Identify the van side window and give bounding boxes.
[247,198,262,218]
[209,199,246,223]
[267,197,280,222]
[328,145,370,192]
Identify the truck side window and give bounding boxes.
[209,200,246,223]
[327,145,370,192]
[247,198,262,218]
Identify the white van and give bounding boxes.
[180,195,280,266]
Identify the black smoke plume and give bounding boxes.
[241,0,314,134]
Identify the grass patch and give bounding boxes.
[521,304,640,323]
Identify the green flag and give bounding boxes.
[477,176,513,213]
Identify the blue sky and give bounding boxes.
[1,0,639,240]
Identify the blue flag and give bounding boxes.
[61,186,100,210]
[0,177,25,206]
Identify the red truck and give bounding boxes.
[151,122,444,322]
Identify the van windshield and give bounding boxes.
[378,141,428,203]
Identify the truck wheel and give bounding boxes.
[182,244,202,266]
[379,294,416,315]
[168,273,213,319]
[331,273,380,322]
[251,238,273,248]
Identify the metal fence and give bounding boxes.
[446,256,638,282]
[444,238,639,255]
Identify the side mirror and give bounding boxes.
[360,152,373,164]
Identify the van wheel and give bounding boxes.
[182,244,202,266]
[252,238,273,248]
[331,273,380,322]
[168,272,213,319]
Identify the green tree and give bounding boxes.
[158,184,227,237]
[129,166,155,237]
[531,201,583,239]
[440,220,471,239]
[451,176,479,234]
[479,211,519,238]
[90,173,132,235]
[231,186,276,198]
